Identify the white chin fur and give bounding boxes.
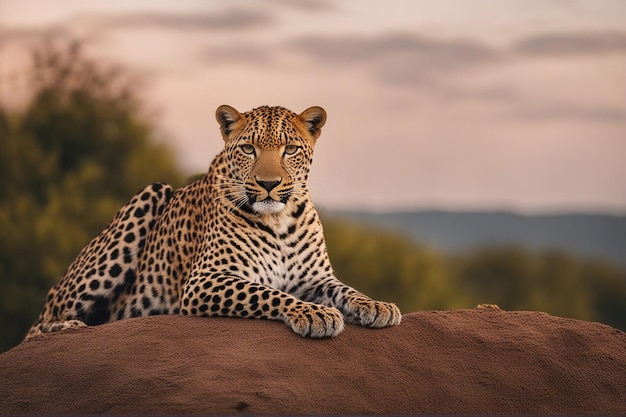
[252,200,285,215]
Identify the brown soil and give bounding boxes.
[1,309,624,415]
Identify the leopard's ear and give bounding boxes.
[298,106,327,140]
[215,105,243,140]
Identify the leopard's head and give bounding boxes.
[215,105,326,215]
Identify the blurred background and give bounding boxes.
[0,0,624,351]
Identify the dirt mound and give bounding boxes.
[1,309,624,415]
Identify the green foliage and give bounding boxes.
[0,41,183,352]
[451,248,594,319]
[322,216,469,312]
[322,216,626,332]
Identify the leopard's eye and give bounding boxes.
[240,144,255,155]
[284,145,299,155]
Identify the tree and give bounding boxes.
[0,40,183,352]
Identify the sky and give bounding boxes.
[1,0,625,213]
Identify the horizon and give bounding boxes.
[323,205,626,217]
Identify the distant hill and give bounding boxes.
[326,210,626,267]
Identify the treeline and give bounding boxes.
[322,216,626,332]
[1,42,623,352]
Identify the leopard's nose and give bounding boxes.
[256,178,281,192]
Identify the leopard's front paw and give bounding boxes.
[283,302,345,338]
[347,298,402,328]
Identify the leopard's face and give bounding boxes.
[215,105,326,215]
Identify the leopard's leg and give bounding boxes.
[25,319,87,340]
[24,182,174,341]
[181,271,345,338]
[299,276,402,329]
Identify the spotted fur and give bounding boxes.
[26,105,401,339]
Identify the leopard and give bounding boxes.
[25,104,402,340]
